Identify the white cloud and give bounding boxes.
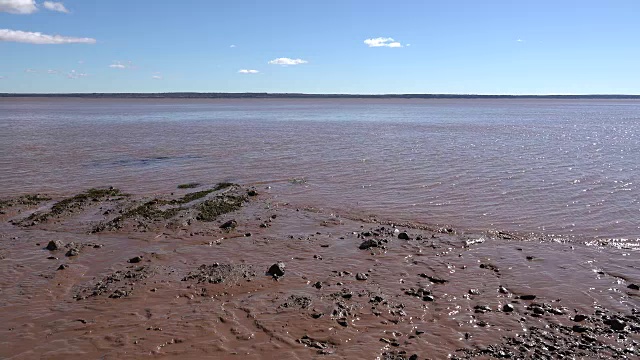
[268,58,308,66]
[47,69,58,74]
[0,29,96,44]
[152,75,162,79]
[238,69,259,74]
[230,44,236,48]
[67,70,87,79]
[25,68,36,73]
[0,0,37,14]
[516,39,524,42]
[364,37,403,48]
[109,61,132,69]
[43,1,68,13]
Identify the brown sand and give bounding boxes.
[0,183,638,359]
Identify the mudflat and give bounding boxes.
[0,182,638,359]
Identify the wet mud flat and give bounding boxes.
[0,183,638,359]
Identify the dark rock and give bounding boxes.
[128,256,143,263]
[572,325,589,333]
[423,295,435,302]
[46,240,63,251]
[503,304,515,312]
[356,273,368,281]
[65,248,79,257]
[313,281,322,289]
[573,314,588,322]
[247,190,258,197]
[267,262,285,277]
[628,283,640,290]
[47,256,57,260]
[220,219,237,229]
[336,318,348,327]
[57,264,69,270]
[469,289,481,295]
[418,274,448,284]
[604,318,627,331]
[520,295,536,300]
[474,305,492,313]
[526,256,534,260]
[244,232,252,237]
[359,239,379,250]
[398,232,410,240]
[532,307,545,315]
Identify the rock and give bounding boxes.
[532,307,545,315]
[244,233,252,237]
[604,318,627,331]
[469,289,481,295]
[57,264,69,270]
[46,240,64,251]
[519,295,536,300]
[65,248,79,257]
[356,273,368,281]
[128,256,143,263]
[220,219,237,229]
[267,262,285,277]
[247,189,258,196]
[312,281,322,289]
[503,304,515,312]
[474,305,492,313]
[336,318,348,327]
[398,232,410,240]
[628,283,640,290]
[499,286,509,294]
[359,239,378,250]
[573,314,588,322]
[572,325,589,333]
[419,274,448,284]
[422,295,435,302]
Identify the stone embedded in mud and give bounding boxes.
[267,262,285,278]
[499,286,509,294]
[65,248,79,257]
[604,318,627,331]
[423,295,435,302]
[573,314,588,322]
[220,219,237,230]
[128,256,143,263]
[519,294,536,300]
[628,283,640,290]
[469,289,481,295]
[503,304,515,312]
[356,273,368,281]
[572,324,589,333]
[359,239,379,250]
[46,240,64,251]
[247,189,258,197]
[419,274,448,284]
[57,264,68,270]
[398,232,410,240]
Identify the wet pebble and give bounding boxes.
[398,232,410,240]
[57,264,69,270]
[356,273,368,281]
[65,248,79,257]
[520,295,536,300]
[128,256,143,263]
[573,314,588,322]
[267,262,285,278]
[503,304,515,312]
[220,219,237,229]
[628,283,640,290]
[46,240,63,251]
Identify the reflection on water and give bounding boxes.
[1,98,639,239]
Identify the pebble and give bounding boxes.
[398,232,410,240]
[469,289,481,295]
[220,219,237,229]
[57,264,69,270]
[628,283,640,290]
[573,314,588,322]
[46,240,63,251]
[128,256,143,263]
[520,295,536,300]
[356,273,368,281]
[503,304,515,312]
[65,248,79,257]
[267,262,285,278]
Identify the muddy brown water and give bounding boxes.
[0,99,639,359]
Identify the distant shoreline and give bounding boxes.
[1,93,640,99]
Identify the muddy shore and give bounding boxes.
[0,183,638,359]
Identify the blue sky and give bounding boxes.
[1,0,639,94]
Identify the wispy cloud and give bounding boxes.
[0,76,5,79]
[230,44,236,48]
[238,69,259,74]
[152,75,162,79]
[516,39,524,42]
[0,0,37,14]
[25,68,36,73]
[109,61,132,69]
[268,58,308,66]
[364,37,403,48]
[43,1,68,13]
[67,70,87,79]
[47,69,58,74]
[0,29,96,44]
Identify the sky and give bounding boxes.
[0,0,639,94]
